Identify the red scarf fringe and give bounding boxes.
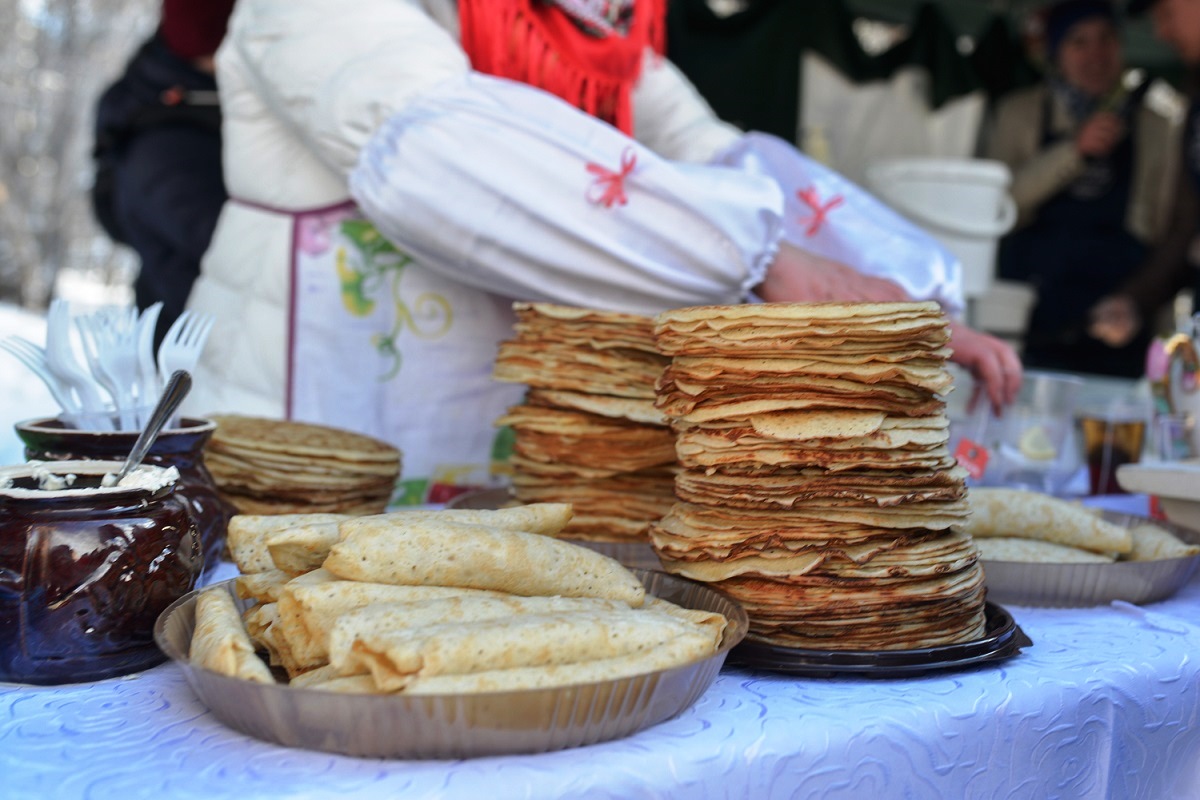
[459,0,663,135]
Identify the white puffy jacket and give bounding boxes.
[185,0,961,472]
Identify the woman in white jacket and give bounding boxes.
[187,0,1020,504]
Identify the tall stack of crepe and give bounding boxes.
[650,302,985,651]
[492,303,677,542]
[206,415,402,516]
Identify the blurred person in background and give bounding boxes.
[184,0,1021,502]
[92,0,236,346]
[1089,0,1200,349]
[984,0,1181,377]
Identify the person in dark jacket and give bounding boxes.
[1089,0,1200,350]
[93,0,235,346]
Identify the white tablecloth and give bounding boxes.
[5,536,1200,800]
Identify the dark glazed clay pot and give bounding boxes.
[0,460,202,684]
[15,417,234,577]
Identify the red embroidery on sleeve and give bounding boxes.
[586,147,637,208]
[796,187,844,236]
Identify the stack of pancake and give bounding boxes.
[649,302,985,651]
[492,303,677,542]
[206,415,402,516]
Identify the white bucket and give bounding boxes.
[865,158,1017,299]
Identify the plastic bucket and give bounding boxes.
[866,158,1017,298]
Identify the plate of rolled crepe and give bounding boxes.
[154,503,747,759]
[964,488,1200,607]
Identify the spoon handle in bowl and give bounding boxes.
[114,370,193,484]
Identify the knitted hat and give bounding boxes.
[1044,0,1118,61]
[159,0,236,60]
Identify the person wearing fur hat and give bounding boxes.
[983,0,1183,377]
[92,0,236,346]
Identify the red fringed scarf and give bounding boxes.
[458,0,664,135]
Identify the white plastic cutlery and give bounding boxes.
[134,302,163,424]
[76,307,140,430]
[0,336,82,416]
[45,300,113,430]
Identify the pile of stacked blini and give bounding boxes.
[492,303,677,542]
[193,505,728,693]
[206,415,402,516]
[649,301,985,651]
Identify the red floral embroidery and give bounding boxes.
[586,147,637,208]
[796,186,844,236]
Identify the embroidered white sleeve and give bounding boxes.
[714,132,966,316]
[349,73,783,315]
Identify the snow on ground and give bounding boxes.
[0,302,54,465]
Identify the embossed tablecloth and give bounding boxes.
[6,512,1200,799]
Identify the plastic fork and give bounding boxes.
[45,299,113,430]
[157,310,215,390]
[77,307,141,430]
[0,336,82,417]
[133,303,163,424]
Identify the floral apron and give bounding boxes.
[285,202,520,505]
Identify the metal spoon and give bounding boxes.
[109,369,193,486]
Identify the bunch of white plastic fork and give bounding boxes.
[0,300,215,431]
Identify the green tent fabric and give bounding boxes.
[666,0,876,139]
[969,13,1043,102]
[875,2,981,109]
[666,0,985,139]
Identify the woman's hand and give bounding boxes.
[947,319,1023,414]
[757,241,910,303]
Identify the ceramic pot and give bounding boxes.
[0,460,202,684]
[15,417,234,576]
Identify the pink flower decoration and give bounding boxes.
[297,211,348,256]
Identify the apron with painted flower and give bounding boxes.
[288,0,659,504]
[287,203,519,505]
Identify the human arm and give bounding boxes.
[946,319,1023,413]
[1089,167,1200,346]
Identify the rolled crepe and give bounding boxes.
[303,636,717,695]
[338,610,702,692]
[255,505,575,573]
[325,519,645,606]
[234,569,293,604]
[276,580,503,669]
[1128,524,1200,561]
[266,523,342,574]
[963,488,1132,554]
[300,674,378,694]
[334,504,575,542]
[974,536,1114,563]
[326,595,634,677]
[190,587,275,684]
[288,663,344,688]
[403,635,718,694]
[243,602,302,675]
[645,597,729,645]
[227,513,351,573]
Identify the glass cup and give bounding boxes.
[1149,412,1195,462]
[1075,397,1150,495]
[965,370,1084,495]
